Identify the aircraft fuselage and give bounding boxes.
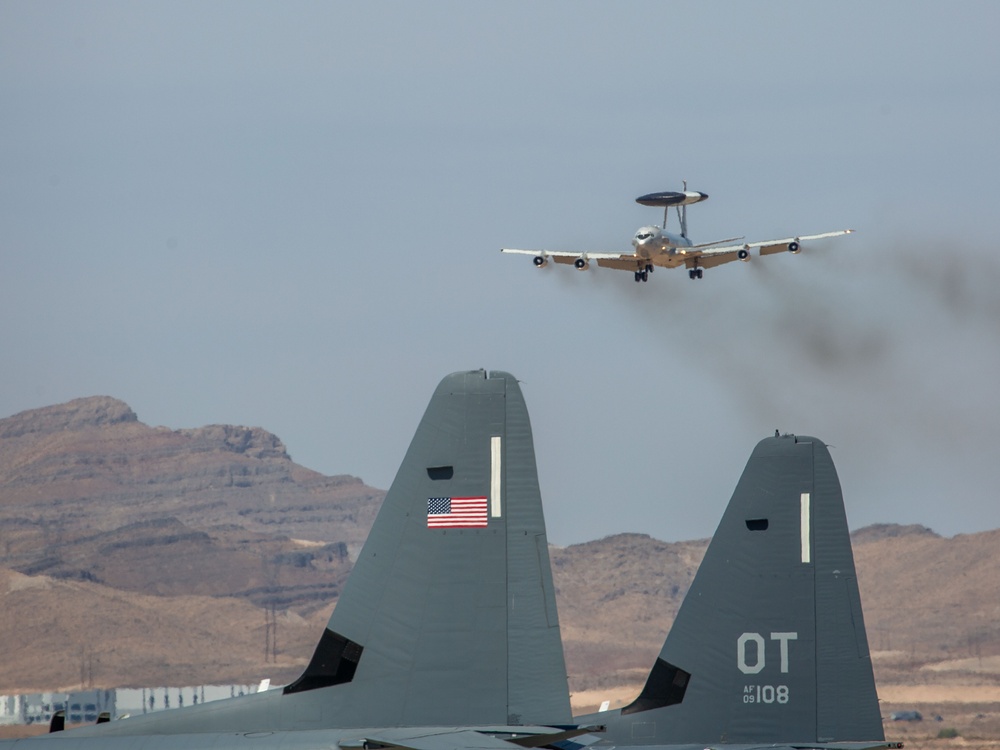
[631,226,693,259]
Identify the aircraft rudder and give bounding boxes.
[600,433,882,744]
[310,369,570,726]
[492,371,572,724]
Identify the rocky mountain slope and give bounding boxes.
[0,396,381,612]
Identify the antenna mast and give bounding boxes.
[678,179,689,237]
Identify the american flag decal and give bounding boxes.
[427,497,488,529]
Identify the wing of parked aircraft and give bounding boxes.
[0,726,607,750]
[578,433,886,748]
[12,370,571,745]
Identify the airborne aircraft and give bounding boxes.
[0,371,585,749]
[577,433,898,750]
[501,186,852,282]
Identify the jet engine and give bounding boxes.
[788,241,801,254]
[737,247,751,262]
[573,257,590,271]
[533,255,548,268]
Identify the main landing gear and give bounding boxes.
[634,264,653,283]
[688,267,704,280]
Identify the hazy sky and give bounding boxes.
[3,2,999,546]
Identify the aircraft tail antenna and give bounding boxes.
[679,179,689,238]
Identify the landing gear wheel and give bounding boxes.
[634,271,642,283]
[688,269,697,280]
[696,268,703,279]
[641,270,649,282]
[645,264,653,274]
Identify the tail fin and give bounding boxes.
[592,434,883,745]
[298,369,571,726]
[84,370,570,735]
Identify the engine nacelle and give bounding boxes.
[788,241,801,254]
[573,257,590,271]
[737,246,751,262]
[533,255,548,268]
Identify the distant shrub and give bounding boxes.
[936,727,959,739]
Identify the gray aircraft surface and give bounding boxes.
[501,185,852,282]
[1,370,581,748]
[577,433,898,750]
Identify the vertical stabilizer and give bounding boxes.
[589,434,883,745]
[309,369,571,727]
[80,370,570,735]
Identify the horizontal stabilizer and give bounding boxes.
[339,726,606,750]
[353,729,535,750]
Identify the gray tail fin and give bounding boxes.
[83,370,570,737]
[290,369,571,726]
[593,434,883,745]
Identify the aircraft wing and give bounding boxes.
[695,229,854,268]
[702,229,854,256]
[787,743,903,750]
[687,235,744,249]
[501,248,629,262]
[755,229,853,255]
[350,729,526,750]
[595,257,643,270]
[674,744,902,750]
[346,726,604,750]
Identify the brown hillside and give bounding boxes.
[0,567,330,691]
[0,396,383,611]
[854,526,1000,687]
[551,534,707,692]
[0,396,384,552]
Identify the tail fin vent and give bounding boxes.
[620,658,690,715]
[282,628,363,695]
[49,710,65,733]
[745,518,769,531]
[426,466,454,480]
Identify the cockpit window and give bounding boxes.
[636,232,653,240]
